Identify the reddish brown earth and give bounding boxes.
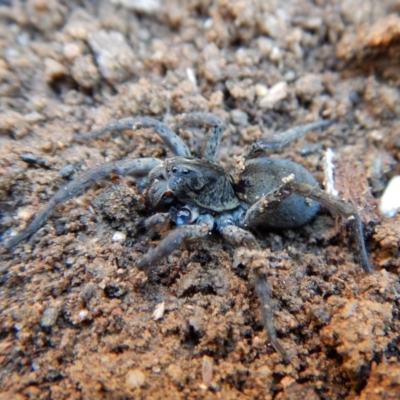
[0,1,399,399]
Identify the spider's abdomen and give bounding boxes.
[238,157,320,228]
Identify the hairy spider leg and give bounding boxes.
[219,224,260,249]
[136,214,215,269]
[234,247,289,361]
[244,119,335,159]
[217,212,289,361]
[243,182,372,274]
[176,112,225,162]
[144,213,170,234]
[253,264,289,362]
[75,116,191,157]
[4,158,161,249]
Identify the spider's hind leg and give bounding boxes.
[234,247,289,362]
[285,182,372,274]
[75,116,191,157]
[215,214,288,361]
[244,119,334,159]
[244,182,373,273]
[176,113,225,162]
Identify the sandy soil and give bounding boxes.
[0,1,399,399]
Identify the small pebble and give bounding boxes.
[126,369,146,389]
[152,366,161,374]
[20,153,50,169]
[380,176,400,217]
[202,356,213,385]
[40,307,60,328]
[269,46,282,62]
[78,310,89,322]
[111,0,161,14]
[44,58,68,83]
[259,81,288,109]
[230,109,248,126]
[59,164,76,178]
[152,302,165,320]
[112,231,126,243]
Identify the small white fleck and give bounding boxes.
[112,231,127,243]
[380,175,400,217]
[282,173,295,184]
[204,18,213,29]
[78,309,89,322]
[186,68,198,92]
[270,46,281,61]
[152,302,165,320]
[324,148,339,196]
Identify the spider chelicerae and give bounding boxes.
[4,112,372,360]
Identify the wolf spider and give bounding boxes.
[4,113,372,360]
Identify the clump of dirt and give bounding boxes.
[0,1,399,399]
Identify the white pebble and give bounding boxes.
[112,231,126,243]
[259,81,288,109]
[380,176,400,217]
[152,302,165,320]
[110,0,160,14]
[78,310,89,322]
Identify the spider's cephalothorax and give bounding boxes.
[3,113,373,361]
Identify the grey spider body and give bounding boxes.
[4,113,372,361]
[154,155,319,238]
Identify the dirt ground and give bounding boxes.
[1,1,400,399]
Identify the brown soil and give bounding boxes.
[1,1,399,399]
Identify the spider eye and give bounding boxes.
[172,167,178,173]
[183,169,189,174]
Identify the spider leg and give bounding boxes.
[4,158,161,249]
[244,120,334,159]
[177,113,224,161]
[243,186,291,227]
[137,214,214,269]
[244,182,372,274]
[234,248,289,362]
[286,182,372,273]
[219,224,260,250]
[215,214,288,360]
[75,117,191,157]
[144,212,170,234]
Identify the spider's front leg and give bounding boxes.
[4,158,161,249]
[136,214,214,269]
[217,212,260,250]
[244,182,373,274]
